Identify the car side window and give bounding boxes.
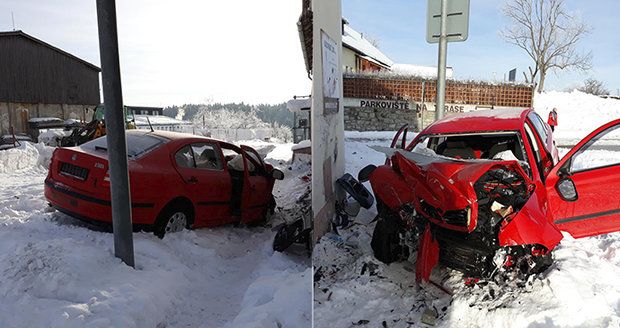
[571,124,620,172]
[191,143,223,170]
[528,112,548,142]
[175,145,195,168]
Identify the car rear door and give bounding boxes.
[545,119,620,238]
[173,142,231,226]
[239,145,270,224]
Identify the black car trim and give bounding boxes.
[45,179,154,208]
[555,208,620,224]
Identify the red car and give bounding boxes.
[362,108,620,281]
[45,130,284,237]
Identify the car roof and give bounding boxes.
[421,108,533,135]
[126,129,223,143]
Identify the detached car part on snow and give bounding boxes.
[364,109,620,281]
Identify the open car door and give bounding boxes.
[545,119,620,238]
[386,124,409,165]
[239,145,271,224]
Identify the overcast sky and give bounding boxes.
[0,1,618,107]
[0,0,311,106]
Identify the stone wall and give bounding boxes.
[344,105,420,131]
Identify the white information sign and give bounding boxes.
[426,0,470,43]
[321,31,340,114]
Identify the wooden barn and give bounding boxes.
[0,30,100,135]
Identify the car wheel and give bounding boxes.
[371,215,407,264]
[155,207,190,239]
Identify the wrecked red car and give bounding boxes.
[45,130,283,237]
[362,108,620,281]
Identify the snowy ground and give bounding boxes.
[314,126,620,328]
[0,140,311,328]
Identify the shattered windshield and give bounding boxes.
[416,132,526,161]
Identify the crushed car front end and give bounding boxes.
[366,142,562,280]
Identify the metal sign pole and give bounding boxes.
[435,0,448,120]
[96,0,135,268]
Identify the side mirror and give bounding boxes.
[556,178,578,201]
[272,169,284,180]
[358,164,377,183]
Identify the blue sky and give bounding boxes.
[343,0,620,94]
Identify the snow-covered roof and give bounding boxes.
[287,98,311,113]
[391,63,454,79]
[342,24,393,68]
[133,115,192,126]
[28,117,63,123]
[291,139,311,151]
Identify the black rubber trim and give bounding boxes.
[555,208,620,224]
[197,200,231,206]
[45,179,154,208]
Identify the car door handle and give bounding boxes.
[188,176,198,184]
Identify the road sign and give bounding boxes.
[508,68,517,82]
[426,0,470,43]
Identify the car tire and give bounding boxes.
[371,215,407,264]
[154,206,191,239]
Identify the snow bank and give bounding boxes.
[535,90,620,144]
[344,130,399,141]
[227,245,312,328]
[38,129,68,146]
[0,142,53,173]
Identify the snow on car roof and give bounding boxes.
[423,108,532,135]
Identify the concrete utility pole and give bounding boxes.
[96,0,135,268]
[435,0,448,120]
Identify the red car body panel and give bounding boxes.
[497,188,563,250]
[369,109,620,280]
[416,224,440,282]
[545,119,620,238]
[45,130,277,229]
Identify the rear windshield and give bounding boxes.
[81,133,167,159]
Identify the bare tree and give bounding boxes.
[578,78,610,96]
[501,0,591,92]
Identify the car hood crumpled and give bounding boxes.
[372,146,533,232]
